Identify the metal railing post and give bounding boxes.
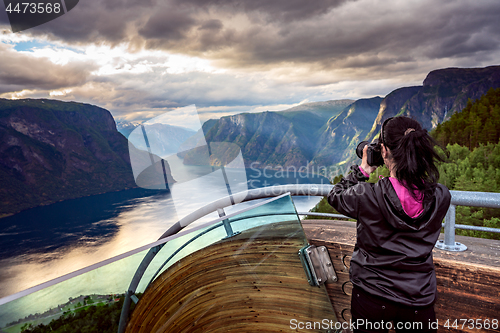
[218,208,239,238]
[444,204,456,246]
[435,204,467,252]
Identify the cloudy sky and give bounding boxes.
[1,0,499,123]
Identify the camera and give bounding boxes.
[356,139,384,167]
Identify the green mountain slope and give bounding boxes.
[432,87,500,149]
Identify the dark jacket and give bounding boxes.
[327,165,451,307]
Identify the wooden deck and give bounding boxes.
[302,220,500,333]
[125,221,337,333]
[125,219,500,332]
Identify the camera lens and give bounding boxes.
[356,141,369,159]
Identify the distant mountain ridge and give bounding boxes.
[184,111,315,167]
[365,66,500,141]
[0,99,170,216]
[123,122,197,159]
[277,99,354,121]
[116,120,142,138]
[184,65,500,171]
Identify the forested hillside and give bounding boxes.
[15,296,129,333]
[437,143,500,239]
[433,88,500,149]
[431,89,500,239]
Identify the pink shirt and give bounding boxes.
[358,166,423,218]
[389,177,423,218]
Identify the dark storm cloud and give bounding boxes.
[0,8,9,26]
[7,0,500,75]
[198,19,223,31]
[417,3,500,59]
[246,1,500,65]
[0,44,95,93]
[174,0,354,22]
[11,0,148,44]
[138,5,196,40]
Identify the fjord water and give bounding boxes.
[0,159,327,307]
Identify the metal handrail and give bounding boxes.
[302,211,352,219]
[436,190,500,251]
[117,184,500,332]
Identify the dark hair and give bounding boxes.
[381,116,444,205]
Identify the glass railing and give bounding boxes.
[0,194,337,333]
[134,194,305,294]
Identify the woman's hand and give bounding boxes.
[360,145,378,175]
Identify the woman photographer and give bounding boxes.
[328,116,451,332]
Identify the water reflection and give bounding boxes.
[0,188,167,259]
[0,190,172,298]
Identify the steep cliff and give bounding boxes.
[312,97,383,167]
[183,111,317,168]
[404,66,500,129]
[364,86,421,141]
[0,99,148,216]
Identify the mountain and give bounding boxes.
[4,66,495,211]
[411,66,500,128]
[181,98,381,169]
[181,100,353,168]
[177,118,218,158]
[312,97,383,166]
[182,100,356,168]
[127,123,197,158]
[117,120,197,155]
[364,66,500,144]
[183,111,315,167]
[277,99,354,121]
[0,99,169,216]
[116,120,142,138]
[364,86,422,142]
